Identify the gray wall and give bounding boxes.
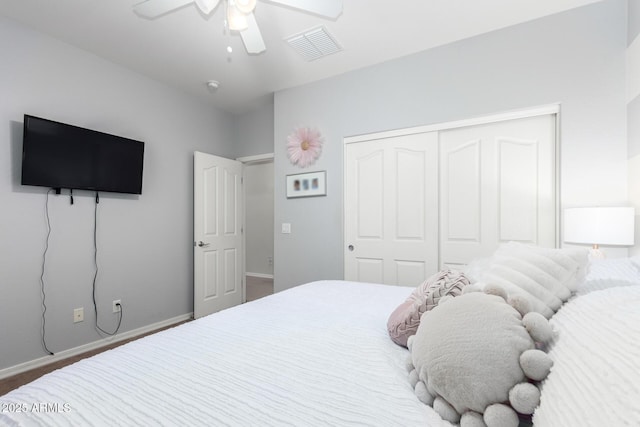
[245,161,274,276]
[234,97,275,277]
[630,0,640,42]
[273,0,628,292]
[628,0,640,255]
[0,17,238,370]
[233,96,274,158]
[630,97,640,157]
[629,0,640,157]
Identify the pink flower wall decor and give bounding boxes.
[286,126,323,168]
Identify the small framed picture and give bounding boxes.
[286,171,327,198]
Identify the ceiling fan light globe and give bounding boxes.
[227,5,249,31]
[194,0,219,14]
[235,0,257,14]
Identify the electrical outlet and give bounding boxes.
[73,307,84,323]
[112,299,121,313]
[268,256,273,266]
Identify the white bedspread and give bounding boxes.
[1,281,449,426]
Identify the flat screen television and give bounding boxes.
[21,115,145,195]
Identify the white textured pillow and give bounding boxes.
[481,242,588,318]
[578,278,640,296]
[576,258,640,295]
[461,256,491,283]
[587,257,640,282]
[534,286,640,427]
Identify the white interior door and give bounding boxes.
[194,151,244,319]
[344,132,439,286]
[439,114,556,268]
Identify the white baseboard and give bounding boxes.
[0,313,192,380]
[246,272,274,279]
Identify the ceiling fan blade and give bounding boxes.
[133,0,195,18]
[264,0,342,19]
[194,0,221,14]
[240,13,266,54]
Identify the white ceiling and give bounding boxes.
[0,0,601,114]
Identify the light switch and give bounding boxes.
[281,223,291,234]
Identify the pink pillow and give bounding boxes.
[387,270,470,347]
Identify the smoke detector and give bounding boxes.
[206,80,220,91]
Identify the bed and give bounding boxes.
[1,281,447,426]
[1,252,640,426]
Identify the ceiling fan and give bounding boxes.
[133,0,343,54]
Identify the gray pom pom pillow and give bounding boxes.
[387,269,470,347]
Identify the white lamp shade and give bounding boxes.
[564,207,635,246]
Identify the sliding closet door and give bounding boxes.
[439,114,556,268]
[344,132,438,286]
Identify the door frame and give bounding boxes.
[344,104,560,145]
[342,104,562,278]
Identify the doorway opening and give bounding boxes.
[239,154,274,301]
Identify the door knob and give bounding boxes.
[348,245,354,251]
[197,241,210,247]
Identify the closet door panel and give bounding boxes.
[355,258,384,284]
[345,111,557,281]
[396,148,426,240]
[439,114,556,268]
[356,150,385,240]
[441,139,481,245]
[498,138,538,243]
[345,132,438,286]
[394,260,427,287]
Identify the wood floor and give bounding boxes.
[245,275,275,301]
[0,276,274,396]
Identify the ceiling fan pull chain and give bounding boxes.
[223,2,233,54]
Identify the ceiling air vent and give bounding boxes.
[285,26,342,62]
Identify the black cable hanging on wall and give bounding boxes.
[92,192,123,336]
[40,189,55,355]
[39,189,122,353]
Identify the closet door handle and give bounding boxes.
[348,245,354,252]
[197,241,210,248]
